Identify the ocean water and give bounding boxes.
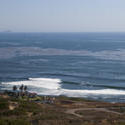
[1,32,125,102]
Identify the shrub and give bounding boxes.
[0,119,30,125]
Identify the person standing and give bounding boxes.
[24,85,28,96]
[24,85,27,92]
[13,85,17,91]
[19,84,24,97]
[13,85,17,97]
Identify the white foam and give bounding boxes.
[2,78,125,97]
[59,89,125,97]
[2,78,61,90]
[38,89,125,97]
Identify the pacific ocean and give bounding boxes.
[1,32,125,102]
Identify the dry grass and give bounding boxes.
[0,95,125,125]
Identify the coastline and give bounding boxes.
[1,90,125,125]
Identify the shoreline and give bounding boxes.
[0,89,125,104]
[1,90,125,125]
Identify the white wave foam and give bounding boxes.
[2,78,125,97]
[60,89,125,97]
[2,78,61,90]
[38,89,125,97]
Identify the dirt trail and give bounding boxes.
[9,101,18,110]
[65,108,122,118]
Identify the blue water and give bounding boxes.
[1,32,125,102]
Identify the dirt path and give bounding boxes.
[65,108,122,118]
[9,101,18,110]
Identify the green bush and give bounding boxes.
[0,102,8,110]
[19,101,41,113]
[0,108,27,116]
[0,119,30,125]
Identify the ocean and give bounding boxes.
[1,32,125,102]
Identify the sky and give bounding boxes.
[0,0,125,32]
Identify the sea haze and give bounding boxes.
[1,32,125,102]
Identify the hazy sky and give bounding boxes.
[0,0,125,32]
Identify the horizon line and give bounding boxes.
[1,31,125,33]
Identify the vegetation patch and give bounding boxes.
[1,94,125,125]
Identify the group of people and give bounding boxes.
[11,85,56,104]
[13,84,27,92]
[12,84,28,98]
[43,96,56,104]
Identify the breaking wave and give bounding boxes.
[2,78,61,90]
[2,78,125,100]
[60,89,125,97]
